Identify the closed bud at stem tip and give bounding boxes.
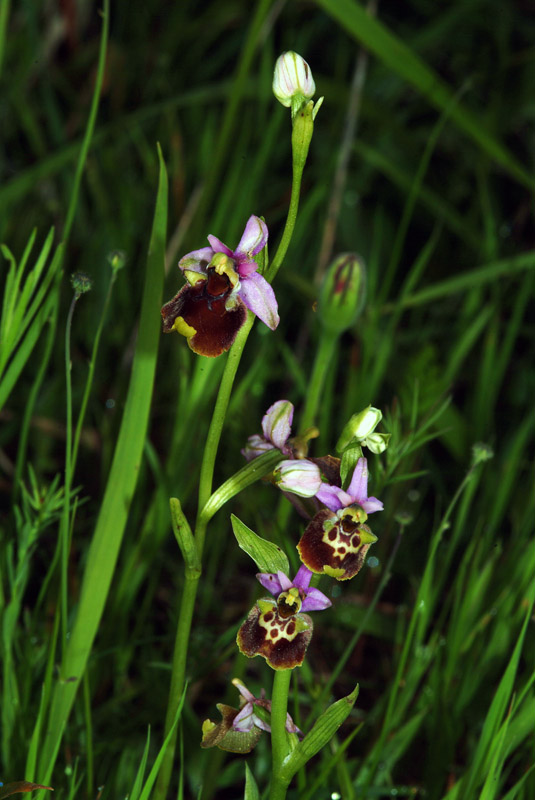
[318,253,366,335]
[273,52,316,110]
[70,271,93,298]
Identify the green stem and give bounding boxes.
[60,294,78,655]
[299,331,338,433]
[156,98,312,798]
[154,316,254,800]
[62,0,109,243]
[196,314,255,520]
[266,156,304,284]
[0,0,11,81]
[72,271,116,470]
[269,668,293,800]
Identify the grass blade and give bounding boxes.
[36,145,167,787]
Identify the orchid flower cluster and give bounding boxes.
[200,399,389,750]
[159,51,389,795]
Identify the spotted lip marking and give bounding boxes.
[298,507,377,580]
[237,599,313,670]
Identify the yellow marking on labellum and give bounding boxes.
[210,252,240,288]
[358,528,378,545]
[322,516,363,552]
[258,609,300,643]
[172,316,197,338]
[224,291,242,311]
[202,719,217,735]
[324,565,346,579]
[184,269,208,286]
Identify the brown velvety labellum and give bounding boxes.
[298,509,374,581]
[237,602,312,670]
[161,269,246,357]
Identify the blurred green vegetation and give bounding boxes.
[0,1,533,798]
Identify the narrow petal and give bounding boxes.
[239,272,279,330]
[276,570,293,591]
[235,215,268,258]
[251,712,271,733]
[241,435,274,462]
[178,247,214,273]
[233,703,255,731]
[256,572,283,596]
[285,714,303,736]
[207,235,233,257]
[361,496,384,514]
[315,484,352,512]
[301,587,332,612]
[262,400,294,449]
[346,458,368,503]
[292,564,313,590]
[232,678,256,703]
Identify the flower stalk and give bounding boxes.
[299,329,338,434]
[269,668,293,800]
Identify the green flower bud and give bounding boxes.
[107,249,127,272]
[337,406,382,451]
[70,271,93,298]
[317,253,366,335]
[363,432,391,454]
[471,442,494,465]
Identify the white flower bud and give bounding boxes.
[272,52,315,108]
[273,459,322,497]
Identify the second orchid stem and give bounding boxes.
[300,330,338,433]
[269,668,293,800]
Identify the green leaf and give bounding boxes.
[244,763,260,800]
[339,442,363,488]
[231,514,289,574]
[201,449,283,522]
[137,686,187,800]
[170,497,200,575]
[128,726,151,800]
[281,685,359,780]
